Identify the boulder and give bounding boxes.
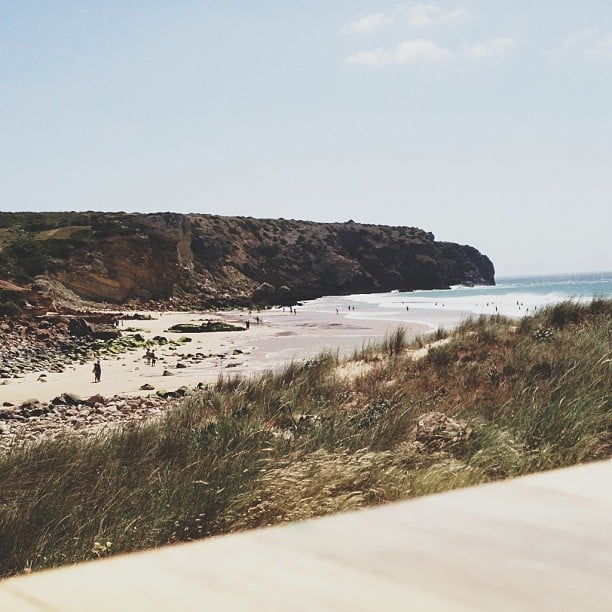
[252,282,275,303]
[84,394,105,407]
[276,284,293,305]
[19,399,49,417]
[415,411,471,450]
[156,386,187,399]
[69,318,93,337]
[19,399,40,410]
[23,405,48,417]
[51,392,82,406]
[90,324,121,341]
[140,383,155,391]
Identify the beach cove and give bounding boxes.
[0,307,428,408]
[2,271,610,407]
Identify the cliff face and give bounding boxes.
[0,212,494,306]
[52,214,194,302]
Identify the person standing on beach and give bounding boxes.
[93,360,102,383]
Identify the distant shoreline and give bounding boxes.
[305,270,612,325]
[2,271,609,406]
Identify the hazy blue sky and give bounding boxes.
[1,1,611,276]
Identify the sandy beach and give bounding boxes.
[0,307,428,406]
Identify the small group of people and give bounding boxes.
[144,349,157,366]
[93,347,157,385]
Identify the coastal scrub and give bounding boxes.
[0,300,609,577]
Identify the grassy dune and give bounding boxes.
[0,300,610,576]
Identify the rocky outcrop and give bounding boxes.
[0,212,495,307]
[0,314,165,380]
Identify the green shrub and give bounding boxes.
[0,301,21,317]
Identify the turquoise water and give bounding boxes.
[459,272,611,301]
[303,271,612,330]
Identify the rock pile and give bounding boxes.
[0,318,79,379]
[0,315,172,380]
[0,389,190,453]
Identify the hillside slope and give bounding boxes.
[0,212,494,306]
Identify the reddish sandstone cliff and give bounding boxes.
[0,212,494,307]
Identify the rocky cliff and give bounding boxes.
[0,212,494,307]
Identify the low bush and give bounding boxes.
[0,301,21,317]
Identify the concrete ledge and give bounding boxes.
[1,460,611,610]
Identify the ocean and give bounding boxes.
[301,271,612,332]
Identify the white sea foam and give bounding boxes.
[301,272,611,331]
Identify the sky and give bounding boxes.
[1,1,611,276]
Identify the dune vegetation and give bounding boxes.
[0,300,610,577]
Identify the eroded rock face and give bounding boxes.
[54,214,194,303]
[0,212,495,307]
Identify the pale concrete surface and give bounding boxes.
[1,460,611,611]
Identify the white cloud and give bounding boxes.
[562,28,598,48]
[344,4,466,33]
[346,39,453,66]
[465,37,514,59]
[406,3,467,29]
[438,7,468,25]
[586,35,612,58]
[549,29,612,60]
[345,12,394,33]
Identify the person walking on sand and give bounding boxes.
[93,360,102,383]
[150,351,157,367]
